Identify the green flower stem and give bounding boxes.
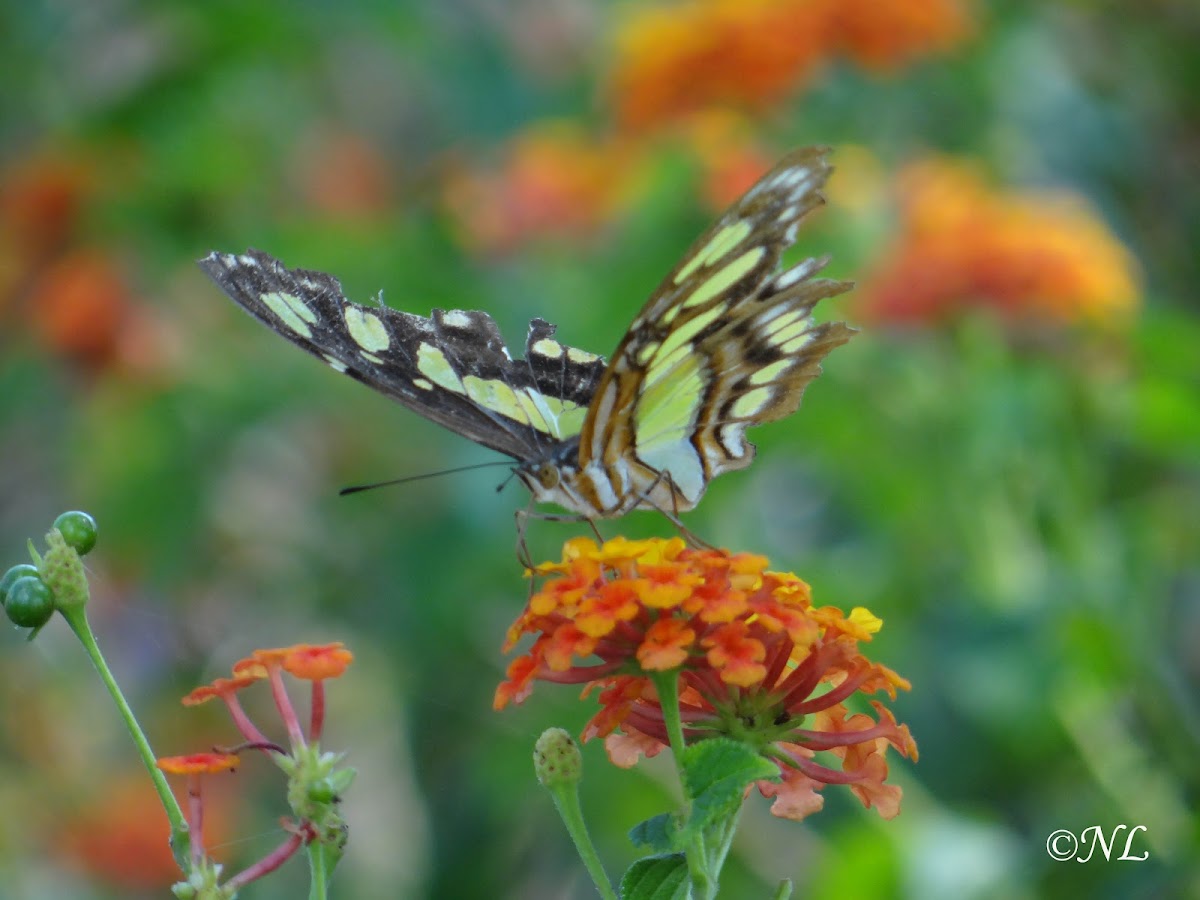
[650,670,716,900]
[307,842,328,900]
[546,778,619,900]
[709,806,741,876]
[771,879,794,900]
[59,605,190,865]
[649,671,689,787]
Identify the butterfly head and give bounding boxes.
[514,442,585,511]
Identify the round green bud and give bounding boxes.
[53,511,98,556]
[6,576,55,628]
[534,727,583,788]
[1,564,40,606]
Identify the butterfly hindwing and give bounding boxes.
[199,249,606,460]
[577,146,855,510]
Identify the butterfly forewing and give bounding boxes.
[199,249,605,461]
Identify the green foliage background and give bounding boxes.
[0,1,1197,898]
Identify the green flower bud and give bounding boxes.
[6,576,55,629]
[53,511,98,556]
[1,564,39,606]
[534,727,583,789]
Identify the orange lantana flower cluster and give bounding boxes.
[497,537,917,820]
[857,157,1142,325]
[610,0,971,131]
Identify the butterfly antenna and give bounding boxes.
[339,461,513,496]
[495,469,519,494]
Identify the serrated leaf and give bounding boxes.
[628,812,681,852]
[680,738,779,834]
[620,853,690,900]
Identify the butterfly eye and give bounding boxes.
[536,464,560,489]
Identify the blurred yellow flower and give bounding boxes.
[858,156,1141,325]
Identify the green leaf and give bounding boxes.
[619,853,690,900]
[680,738,779,834]
[628,812,681,853]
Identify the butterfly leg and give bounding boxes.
[635,469,715,550]
[513,502,541,572]
[514,503,606,571]
[663,507,715,551]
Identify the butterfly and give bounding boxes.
[200,145,855,519]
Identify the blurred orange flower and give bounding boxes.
[25,248,135,368]
[56,774,235,890]
[442,123,639,254]
[609,0,826,132]
[609,0,971,132]
[0,151,92,261]
[292,129,395,220]
[857,156,1142,325]
[675,110,776,210]
[823,0,971,71]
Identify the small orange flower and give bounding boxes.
[701,621,767,687]
[239,646,294,670]
[545,624,598,671]
[283,643,354,681]
[637,618,696,670]
[639,562,704,608]
[577,580,643,637]
[231,658,269,679]
[182,675,262,707]
[495,655,541,709]
[857,156,1142,325]
[497,537,917,820]
[157,752,240,776]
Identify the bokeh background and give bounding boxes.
[1,1,1197,897]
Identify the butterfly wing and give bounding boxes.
[199,249,607,461]
[577,146,855,509]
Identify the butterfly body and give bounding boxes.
[200,146,855,518]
